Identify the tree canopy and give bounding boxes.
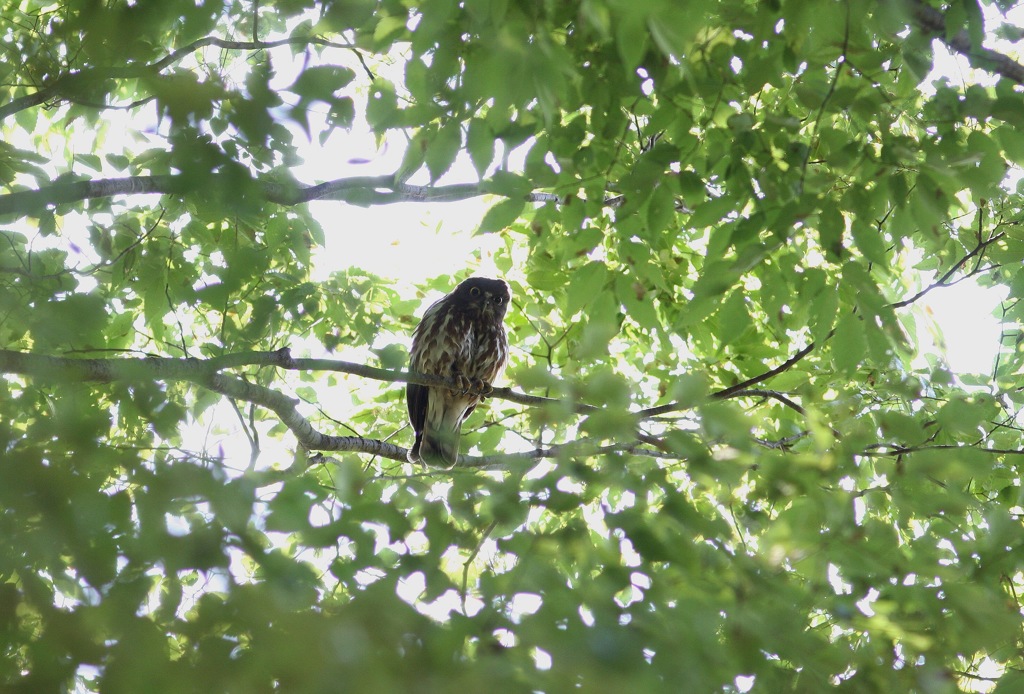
[3,0,1024,691]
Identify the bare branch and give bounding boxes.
[0,347,580,410]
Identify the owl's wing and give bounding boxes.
[407,382,428,435]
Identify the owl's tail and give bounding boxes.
[416,398,471,468]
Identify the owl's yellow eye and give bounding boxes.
[470,286,481,297]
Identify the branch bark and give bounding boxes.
[0,348,669,467]
[901,0,1024,85]
[0,173,565,218]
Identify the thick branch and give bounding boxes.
[901,0,1024,85]
[290,357,596,414]
[0,176,188,217]
[0,348,672,467]
[0,173,562,217]
[0,347,575,410]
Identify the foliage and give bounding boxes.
[2,0,1024,691]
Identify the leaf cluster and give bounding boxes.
[3,0,1024,691]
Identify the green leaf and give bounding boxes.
[615,16,648,72]
[483,170,534,198]
[477,198,524,233]
[817,205,845,260]
[30,294,109,348]
[935,397,987,438]
[850,219,887,264]
[831,311,866,375]
[716,290,750,344]
[291,65,356,102]
[576,291,620,359]
[645,182,676,235]
[394,129,428,182]
[809,283,838,343]
[365,79,398,131]
[566,262,609,315]
[687,195,736,229]
[425,123,461,182]
[466,118,495,177]
[105,153,131,171]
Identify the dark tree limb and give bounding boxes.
[901,0,1024,85]
[0,348,635,467]
[0,173,564,218]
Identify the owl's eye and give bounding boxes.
[469,286,481,297]
[494,295,504,304]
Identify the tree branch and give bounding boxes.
[457,439,679,470]
[862,442,1024,457]
[0,348,678,467]
[0,36,356,122]
[901,0,1024,85]
[888,231,1004,309]
[0,347,584,411]
[289,357,597,414]
[0,173,564,217]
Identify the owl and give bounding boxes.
[407,277,511,467]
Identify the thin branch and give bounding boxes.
[0,347,579,411]
[0,35,356,122]
[799,1,849,194]
[287,356,597,413]
[888,231,1004,309]
[861,442,1024,457]
[458,439,679,470]
[714,337,828,401]
[638,215,1016,422]
[461,520,497,613]
[723,388,807,416]
[752,431,811,450]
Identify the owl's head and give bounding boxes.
[453,277,510,319]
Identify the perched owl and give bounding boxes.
[407,277,511,467]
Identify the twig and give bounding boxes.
[888,231,1004,309]
[861,442,1024,457]
[461,520,497,613]
[0,35,356,121]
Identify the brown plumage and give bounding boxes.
[407,277,510,467]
